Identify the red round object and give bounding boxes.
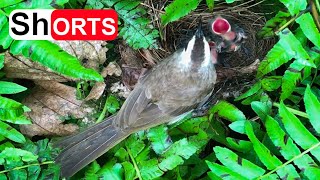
[212,18,230,34]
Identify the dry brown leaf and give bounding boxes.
[101,61,122,77]
[85,82,107,101]
[52,40,108,71]
[4,41,107,81]
[20,81,95,137]
[4,52,73,82]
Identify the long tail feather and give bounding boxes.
[54,117,127,177]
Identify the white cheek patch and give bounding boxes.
[179,36,195,66]
[202,37,211,67]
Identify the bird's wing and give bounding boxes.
[113,82,197,131]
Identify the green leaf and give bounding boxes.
[38,163,60,180]
[226,138,252,152]
[0,96,24,119]
[0,147,38,163]
[98,161,123,180]
[108,0,159,49]
[0,121,25,143]
[235,82,262,101]
[209,101,246,122]
[121,162,136,180]
[279,101,320,161]
[139,159,163,180]
[1,115,31,125]
[0,81,27,94]
[162,138,198,159]
[206,0,214,11]
[304,85,320,133]
[125,135,145,158]
[261,76,282,91]
[106,95,120,114]
[245,121,300,179]
[0,53,4,70]
[279,0,307,16]
[85,161,101,180]
[10,40,103,81]
[214,146,265,178]
[265,116,320,178]
[0,0,23,8]
[280,70,301,100]
[159,155,184,171]
[257,42,292,78]
[206,161,247,180]
[296,13,320,48]
[225,0,236,3]
[251,101,272,122]
[161,0,200,26]
[257,11,291,38]
[147,125,172,154]
[0,20,13,49]
[279,29,311,60]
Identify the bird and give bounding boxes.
[54,18,217,177]
[208,16,247,53]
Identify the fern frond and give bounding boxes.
[103,0,159,49]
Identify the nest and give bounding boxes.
[119,1,276,102]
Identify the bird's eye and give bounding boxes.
[212,18,231,34]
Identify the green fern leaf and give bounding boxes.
[0,81,27,94]
[213,146,265,179]
[265,115,320,179]
[235,82,262,101]
[245,121,300,179]
[261,76,282,92]
[121,162,136,180]
[0,15,13,49]
[104,0,159,49]
[281,70,301,100]
[257,11,291,38]
[209,101,246,122]
[161,0,201,26]
[206,161,248,180]
[0,121,26,143]
[3,0,68,13]
[9,40,103,81]
[97,160,123,180]
[139,159,163,180]
[0,0,23,8]
[279,102,320,161]
[225,138,252,152]
[257,43,292,78]
[296,13,320,48]
[279,0,307,16]
[147,125,172,155]
[0,96,24,119]
[304,85,320,133]
[0,54,3,70]
[0,147,38,164]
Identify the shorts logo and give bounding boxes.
[9,9,118,40]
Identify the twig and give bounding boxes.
[0,161,54,174]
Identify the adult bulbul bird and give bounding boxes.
[55,19,217,177]
[209,16,247,53]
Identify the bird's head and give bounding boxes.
[210,16,236,41]
[180,18,212,67]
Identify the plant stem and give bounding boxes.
[275,8,309,35]
[273,102,308,118]
[126,146,142,180]
[96,98,109,123]
[0,161,54,174]
[259,142,320,179]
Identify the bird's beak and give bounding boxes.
[195,18,204,38]
[212,16,231,35]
